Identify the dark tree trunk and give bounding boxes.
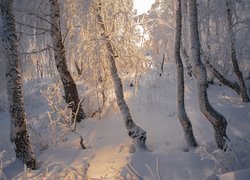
[181,0,193,77]
[175,0,197,148]
[226,0,249,102]
[0,0,36,169]
[188,0,229,150]
[49,0,85,122]
[203,54,241,95]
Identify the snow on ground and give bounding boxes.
[219,167,250,180]
[0,70,250,179]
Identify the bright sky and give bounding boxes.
[133,0,155,15]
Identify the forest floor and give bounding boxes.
[1,69,250,179]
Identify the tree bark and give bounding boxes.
[203,54,241,95]
[49,0,85,122]
[188,0,229,150]
[181,0,193,77]
[0,0,36,169]
[226,0,249,102]
[182,47,241,95]
[206,0,211,51]
[96,1,147,150]
[175,0,197,148]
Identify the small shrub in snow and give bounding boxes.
[44,162,88,179]
[42,83,86,149]
[196,143,241,174]
[41,83,73,144]
[126,157,162,180]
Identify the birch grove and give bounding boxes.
[0,0,249,174]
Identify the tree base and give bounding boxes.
[128,125,148,151]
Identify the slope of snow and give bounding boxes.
[219,167,250,180]
[0,70,250,179]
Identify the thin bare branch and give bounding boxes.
[20,46,52,55]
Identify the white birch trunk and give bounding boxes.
[205,0,211,51]
[96,1,147,150]
[175,0,197,148]
[49,0,85,122]
[0,0,36,169]
[226,0,249,102]
[188,0,228,150]
[181,0,193,77]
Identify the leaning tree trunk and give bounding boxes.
[49,0,85,122]
[226,0,249,102]
[175,0,197,148]
[188,0,228,150]
[0,0,36,169]
[96,1,147,150]
[203,53,241,95]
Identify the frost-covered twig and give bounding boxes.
[145,164,154,179]
[13,8,52,26]
[72,98,86,149]
[56,98,86,149]
[47,112,58,145]
[126,163,144,180]
[49,102,71,127]
[43,84,86,149]
[196,144,242,174]
[73,99,84,131]
[156,157,162,180]
[20,46,51,55]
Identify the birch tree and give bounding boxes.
[175,0,197,148]
[225,0,249,102]
[196,0,249,102]
[188,0,228,150]
[49,0,85,122]
[181,0,193,77]
[96,0,147,150]
[0,0,36,169]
